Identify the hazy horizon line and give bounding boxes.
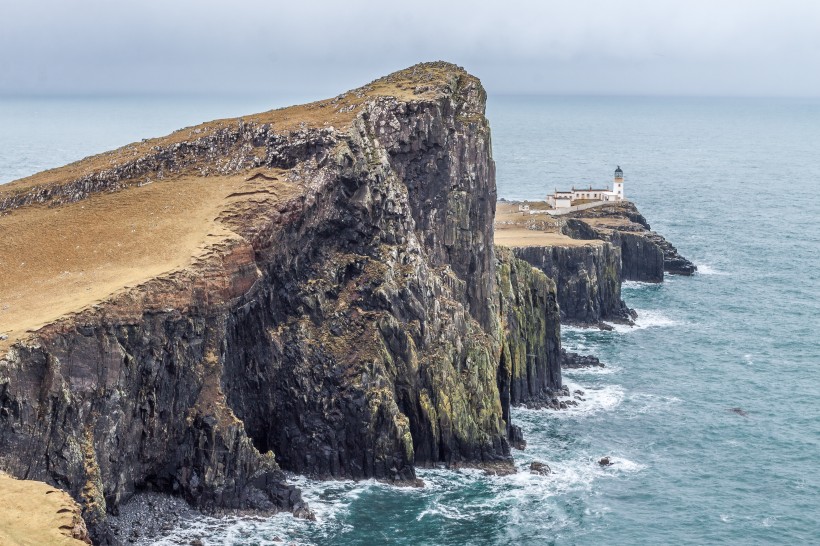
[2,90,819,101]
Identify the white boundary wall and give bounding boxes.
[541,200,607,216]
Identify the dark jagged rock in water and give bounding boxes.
[560,349,604,369]
[494,200,694,327]
[0,62,563,541]
[530,461,551,475]
[598,457,613,467]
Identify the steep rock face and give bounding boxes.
[0,63,517,540]
[495,248,562,418]
[219,75,509,480]
[609,230,665,282]
[512,243,634,325]
[562,217,664,282]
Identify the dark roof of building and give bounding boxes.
[615,166,623,174]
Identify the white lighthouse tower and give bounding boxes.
[613,166,624,200]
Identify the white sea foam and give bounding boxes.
[515,381,625,419]
[622,392,683,418]
[696,263,729,275]
[562,364,620,376]
[605,309,676,332]
[416,502,469,522]
[622,280,661,289]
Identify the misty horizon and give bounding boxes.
[2,1,819,99]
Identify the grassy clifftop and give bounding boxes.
[0,473,90,545]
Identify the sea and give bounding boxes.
[1,94,818,545]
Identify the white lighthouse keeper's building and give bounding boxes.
[546,166,626,209]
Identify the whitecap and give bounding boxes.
[602,456,646,473]
[696,263,729,275]
[604,309,676,332]
[622,392,683,417]
[416,501,471,522]
[562,364,620,376]
[622,280,662,289]
[515,381,625,419]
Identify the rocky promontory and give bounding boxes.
[0,63,567,543]
[0,62,692,544]
[495,200,694,326]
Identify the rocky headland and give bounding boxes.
[0,63,692,544]
[495,200,695,326]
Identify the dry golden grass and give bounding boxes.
[579,216,636,229]
[0,62,470,353]
[0,472,88,545]
[494,201,603,248]
[0,170,296,351]
[494,228,603,248]
[0,63,464,202]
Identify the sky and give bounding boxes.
[2,0,820,98]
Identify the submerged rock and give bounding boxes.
[530,461,552,475]
[560,349,605,369]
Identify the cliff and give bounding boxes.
[568,202,697,278]
[511,243,634,325]
[495,247,562,435]
[495,201,694,325]
[0,63,552,542]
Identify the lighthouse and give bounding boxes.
[613,166,624,200]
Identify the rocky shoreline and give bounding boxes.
[0,63,693,544]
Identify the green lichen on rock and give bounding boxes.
[495,247,562,412]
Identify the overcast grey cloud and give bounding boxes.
[2,0,819,97]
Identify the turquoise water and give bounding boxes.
[2,95,819,545]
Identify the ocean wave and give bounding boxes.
[622,280,663,289]
[605,309,677,332]
[515,382,625,419]
[621,392,683,418]
[562,364,620,376]
[148,512,313,546]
